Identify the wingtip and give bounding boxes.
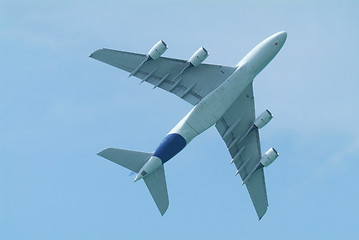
[97,148,111,157]
[159,203,169,216]
[256,206,268,220]
[89,49,106,59]
[157,197,169,216]
[89,50,98,58]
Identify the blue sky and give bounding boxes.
[1,0,359,239]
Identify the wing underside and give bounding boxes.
[215,83,268,219]
[90,48,237,105]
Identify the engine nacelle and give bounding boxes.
[189,47,209,67]
[260,148,279,167]
[148,40,168,60]
[254,109,273,129]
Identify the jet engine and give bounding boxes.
[189,47,209,67]
[148,40,168,60]
[254,110,273,129]
[260,148,279,167]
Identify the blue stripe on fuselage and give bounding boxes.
[153,133,187,164]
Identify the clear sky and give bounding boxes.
[1,0,359,239]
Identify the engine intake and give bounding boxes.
[189,47,209,67]
[260,148,279,167]
[148,40,168,60]
[254,109,273,129]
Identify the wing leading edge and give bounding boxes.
[215,83,268,219]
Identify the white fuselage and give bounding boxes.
[170,31,287,143]
[169,65,250,143]
[135,31,287,182]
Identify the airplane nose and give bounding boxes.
[272,31,287,48]
[278,31,287,43]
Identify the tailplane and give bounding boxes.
[98,148,151,173]
[143,165,169,215]
[98,148,169,215]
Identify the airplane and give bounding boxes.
[90,31,287,219]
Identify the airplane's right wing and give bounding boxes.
[215,83,269,219]
[90,48,237,105]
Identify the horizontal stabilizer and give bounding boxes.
[98,148,152,173]
[144,165,169,215]
[98,148,169,215]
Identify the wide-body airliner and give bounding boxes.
[90,31,287,219]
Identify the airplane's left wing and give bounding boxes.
[215,83,269,219]
[90,48,236,105]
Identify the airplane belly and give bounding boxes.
[170,66,251,143]
[142,66,251,169]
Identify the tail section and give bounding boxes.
[143,165,169,215]
[98,148,169,215]
[98,148,151,173]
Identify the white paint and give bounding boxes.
[134,156,162,182]
[260,148,279,167]
[148,40,168,60]
[189,47,209,67]
[170,32,287,144]
[254,110,273,129]
[236,31,287,76]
